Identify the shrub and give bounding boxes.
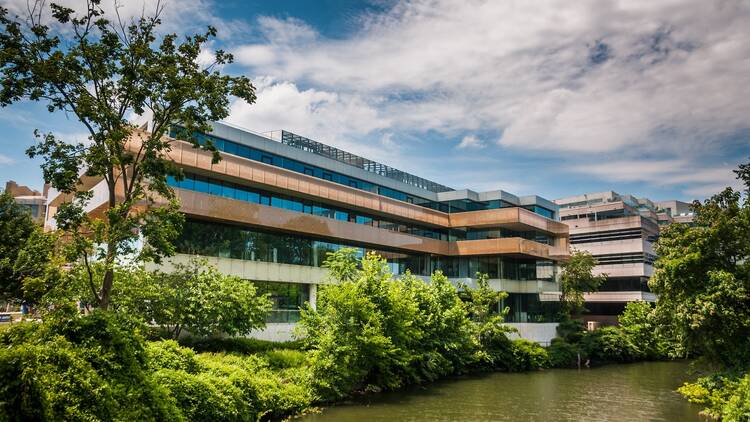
[153,369,247,421]
[0,311,181,420]
[474,317,515,370]
[146,340,201,373]
[679,372,750,421]
[179,336,303,355]
[723,374,750,422]
[196,353,313,419]
[263,349,307,369]
[547,338,582,368]
[511,339,549,371]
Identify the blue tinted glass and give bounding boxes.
[224,141,238,155]
[335,211,348,221]
[237,144,251,158]
[261,155,274,165]
[194,177,208,193]
[260,195,271,205]
[221,183,235,199]
[166,175,178,186]
[208,180,222,196]
[247,191,260,203]
[235,188,248,202]
[271,196,284,208]
[180,176,194,190]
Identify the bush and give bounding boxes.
[153,369,248,421]
[196,353,313,420]
[547,338,581,368]
[511,339,549,371]
[146,340,201,373]
[179,336,303,355]
[679,372,750,421]
[263,349,307,369]
[0,311,181,420]
[582,326,642,363]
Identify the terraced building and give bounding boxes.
[46,121,569,341]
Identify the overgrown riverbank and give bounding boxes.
[0,251,678,421]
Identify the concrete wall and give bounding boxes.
[249,323,298,342]
[506,322,559,346]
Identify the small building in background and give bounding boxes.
[554,191,694,325]
[4,181,47,225]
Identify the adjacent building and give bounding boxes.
[45,121,569,341]
[4,180,47,225]
[554,191,693,325]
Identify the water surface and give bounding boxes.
[301,361,705,421]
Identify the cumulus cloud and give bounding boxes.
[2,0,244,38]
[231,0,750,197]
[0,154,14,165]
[456,135,484,149]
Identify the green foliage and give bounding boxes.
[0,1,256,310]
[146,340,201,373]
[679,372,750,421]
[547,338,581,368]
[178,336,303,354]
[300,250,478,400]
[263,349,307,369]
[113,259,271,338]
[650,163,750,367]
[152,369,246,421]
[0,311,181,420]
[194,353,313,420]
[0,191,37,303]
[511,339,550,371]
[559,250,607,318]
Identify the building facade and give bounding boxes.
[4,180,47,225]
[46,122,569,341]
[554,191,693,325]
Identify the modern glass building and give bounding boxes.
[46,121,569,341]
[554,191,693,325]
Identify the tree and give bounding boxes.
[0,1,256,309]
[113,259,271,339]
[0,192,37,303]
[650,159,750,367]
[559,250,607,318]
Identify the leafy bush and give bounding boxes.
[179,336,302,355]
[0,311,181,420]
[299,250,478,400]
[196,353,313,420]
[547,338,581,368]
[153,369,247,421]
[113,259,272,339]
[511,339,549,371]
[263,349,307,369]
[146,340,201,373]
[679,372,750,421]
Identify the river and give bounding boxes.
[300,361,706,421]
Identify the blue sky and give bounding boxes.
[1,0,749,202]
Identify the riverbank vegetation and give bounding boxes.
[651,160,750,421]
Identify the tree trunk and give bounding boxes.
[100,267,114,310]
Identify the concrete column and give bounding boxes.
[309,284,317,310]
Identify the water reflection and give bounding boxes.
[300,361,706,422]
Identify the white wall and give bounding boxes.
[249,323,298,342]
[506,322,559,346]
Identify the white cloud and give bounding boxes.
[233,0,750,197]
[2,0,243,38]
[224,77,397,165]
[0,154,14,165]
[456,135,484,149]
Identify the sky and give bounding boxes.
[1,0,749,202]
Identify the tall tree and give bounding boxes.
[559,250,607,318]
[650,159,750,367]
[0,192,37,303]
[0,1,256,309]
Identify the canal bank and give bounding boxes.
[300,361,705,422]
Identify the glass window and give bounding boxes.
[194,176,209,193]
[208,180,222,196]
[304,167,314,176]
[322,172,333,181]
[261,155,274,165]
[224,141,238,156]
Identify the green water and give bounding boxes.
[301,361,706,422]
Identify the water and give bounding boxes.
[301,361,706,422]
